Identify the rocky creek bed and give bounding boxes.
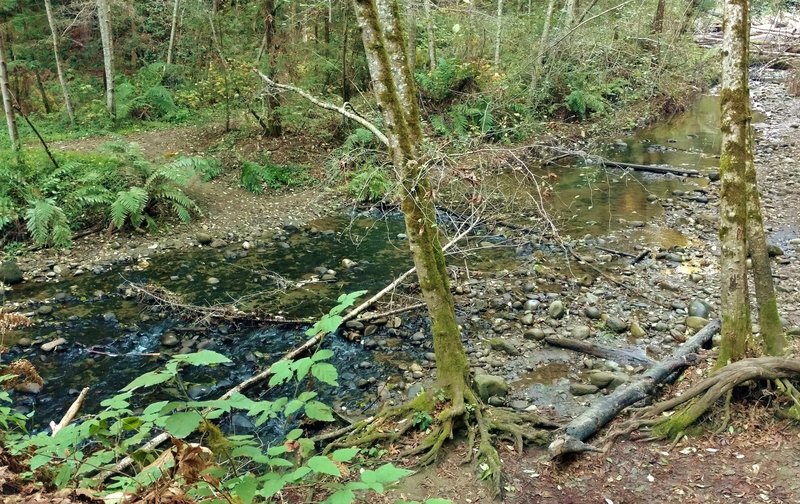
[2,70,799,446]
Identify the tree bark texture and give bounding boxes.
[352,0,470,398]
[96,0,115,118]
[0,24,19,151]
[716,0,753,366]
[652,0,665,33]
[744,125,785,355]
[493,0,503,67]
[531,0,556,88]
[44,0,74,125]
[423,0,436,71]
[167,0,180,65]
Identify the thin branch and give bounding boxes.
[50,387,89,436]
[254,70,390,147]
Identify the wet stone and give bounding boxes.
[488,338,520,356]
[630,322,646,338]
[569,383,599,396]
[207,277,220,285]
[37,305,54,316]
[161,332,180,347]
[688,299,711,318]
[605,317,628,333]
[0,260,23,284]
[548,300,566,319]
[584,307,601,320]
[571,325,592,339]
[196,233,213,245]
[685,316,709,330]
[521,313,534,325]
[474,375,508,402]
[524,328,546,341]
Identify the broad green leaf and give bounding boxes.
[142,400,170,416]
[331,447,359,462]
[171,350,231,366]
[311,349,334,362]
[324,488,356,504]
[163,411,203,438]
[282,466,312,482]
[258,476,286,498]
[361,463,413,484]
[231,474,258,504]
[286,428,304,441]
[284,399,304,416]
[307,455,341,477]
[292,357,313,380]
[101,391,133,408]
[122,370,174,391]
[311,362,339,386]
[305,400,334,421]
[268,359,293,386]
[231,446,269,463]
[330,290,367,315]
[266,445,288,456]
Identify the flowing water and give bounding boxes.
[5,96,728,431]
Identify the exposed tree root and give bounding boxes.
[322,389,558,497]
[626,357,800,440]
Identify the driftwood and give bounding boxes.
[544,336,655,367]
[593,158,704,178]
[50,387,89,436]
[548,319,720,458]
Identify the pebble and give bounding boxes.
[41,338,67,352]
[207,277,220,285]
[584,306,602,320]
[571,325,592,339]
[605,316,628,333]
[37,305,54,316]
[161,332,180,346]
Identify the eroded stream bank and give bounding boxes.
[3,75,799,442]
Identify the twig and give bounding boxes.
[595,245,637,258]
[50,387,88,436]
[355,302,426,323]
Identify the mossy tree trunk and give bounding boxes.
[744,124,785,355]
[0,24,19,151]
[352,0,470,400]
[652,0,665,33]
[716,0,753,367]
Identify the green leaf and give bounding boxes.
[163,411,203,438]
[330,290,368,315]
[258,476,286,498]
[292,357,313,380]
[284,399,304,416]
[311,362,339,386]
[122,370,175,391]
[171,350,231,366]
[307,455,341,477]
[232,474,258,504]
[268,359,293,387]
[426,499,454,504]
[331,447,359,462]
[311,349,334,362]
[305,401,334,422]
[361,463,413,484]
[324,488,356,504]
[285,428,304,441]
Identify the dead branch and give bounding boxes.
[544,336,655,367]
[50,387,88,436]
[254,70,390,147]
[548,319,720,458]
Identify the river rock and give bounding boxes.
[630,322,646,338]
[37,305,54,316]
[521,313,534,326]
[345,320,364,330]
[605,317,628,333]
[685,316,709,330]
[0,260,23,284]
[196,233,213,245]
[571,325,592,339]
[487,338,520,355]
[524,328,546,341]
[474,375,508,402]
[161,331,180,347]
[207,277,220,285]
[341,258,357,269]
[786,326,800,336]
[41,338,67,352]
[523,299,540,311]
[569,383,599,396]
[767,244,784,257]
[548,300,566,319]
[587,370,629,389]
[16,337,32,348]
[210,239,227,249]
[688,299,711,318]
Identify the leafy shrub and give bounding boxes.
[240,160,310,194]
[415,58,476,103]
[348,165,395,202]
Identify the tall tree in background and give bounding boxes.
[652,0,666,33]
[423,0,436,71]
[96,0,115,118]
[0,22,19,151]
[167,0,180,65]
[493,0,503,67]
[44,0,75,125]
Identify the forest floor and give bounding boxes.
[6,68,800,504]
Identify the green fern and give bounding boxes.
[111,187,149,230]
[348,166,395,202]
[25,199,72,247]
[240,161,266,194]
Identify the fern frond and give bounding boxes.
[25,199,71,247]
[111,187,149,230]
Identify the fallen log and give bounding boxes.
[594,158,704,178]
[548,319,720,458]
[544,336,655,367]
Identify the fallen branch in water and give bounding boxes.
[50,387,89,436]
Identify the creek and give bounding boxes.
[5,95,728,434]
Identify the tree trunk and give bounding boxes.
[96,0,115,118]
[341,17,350,103]
[261,0,281,136]
[423,0,436,71]
[716,0,753,367]
[351,0,470,398]
[531,0,556,88]
[0,24,19,151]
[679,0,702,34]
[652,0,665,33]
[167,0,180,65]
[493,0,503,67]
[564,0,578,27]
[34,68,52,114]
[44,0,75,125]
[745,125,785,355]
[405,0,417,74]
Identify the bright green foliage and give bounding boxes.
[415,58,476,103]
[412,411,434,431]
[0,292,427,503]
[348,165,395,202]
[240,160,310,194]
[25,198,72,247]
